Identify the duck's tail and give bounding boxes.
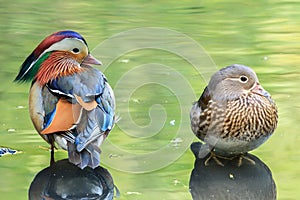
[67,141,101,169]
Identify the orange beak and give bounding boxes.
[82,54,102,65]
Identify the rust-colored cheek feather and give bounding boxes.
[35,51,83,85]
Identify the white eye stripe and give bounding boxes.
[45,38,87,53]
[227,76,249,82]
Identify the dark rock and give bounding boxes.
[189,142,276,200]
[29,159,117,200]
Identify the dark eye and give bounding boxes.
[240,75,248,82]
[72,48,80,53]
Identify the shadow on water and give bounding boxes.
[29,159,118,200]
[189,142,276,200]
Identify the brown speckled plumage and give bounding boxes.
[190,64,278,157]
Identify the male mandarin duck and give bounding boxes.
[190,64,278,166]
[15,30,115,169]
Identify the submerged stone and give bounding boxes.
[29,159,117,200]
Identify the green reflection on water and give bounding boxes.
[1,0,300,199]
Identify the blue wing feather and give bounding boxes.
[47,66,115,160]
[44,106,57,129]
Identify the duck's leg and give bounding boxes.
[237,153,256,167]
[50,144,55,166]
[47,135,56,166]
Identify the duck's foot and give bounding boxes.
[204,151,256,167]
[237,154,256,167]
[204,151,226,166]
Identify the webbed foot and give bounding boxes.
[237,154,256,167]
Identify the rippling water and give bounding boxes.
[0,0,299,199]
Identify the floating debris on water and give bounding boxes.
[126,191,141,195]
[119,58,130,63]
[132,98,140,103]
[169,119,175,126]
[0,147,18,157]
[173,179,180,185]
[7,128,16,133]
[171,138,183,147]
[109,153,122,158]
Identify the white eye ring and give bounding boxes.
[239,75,248,83]
[72,48,80,54]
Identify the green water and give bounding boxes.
[1,0,300,199]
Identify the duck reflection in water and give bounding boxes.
[189,142,276,200]
[29,159,119,200]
